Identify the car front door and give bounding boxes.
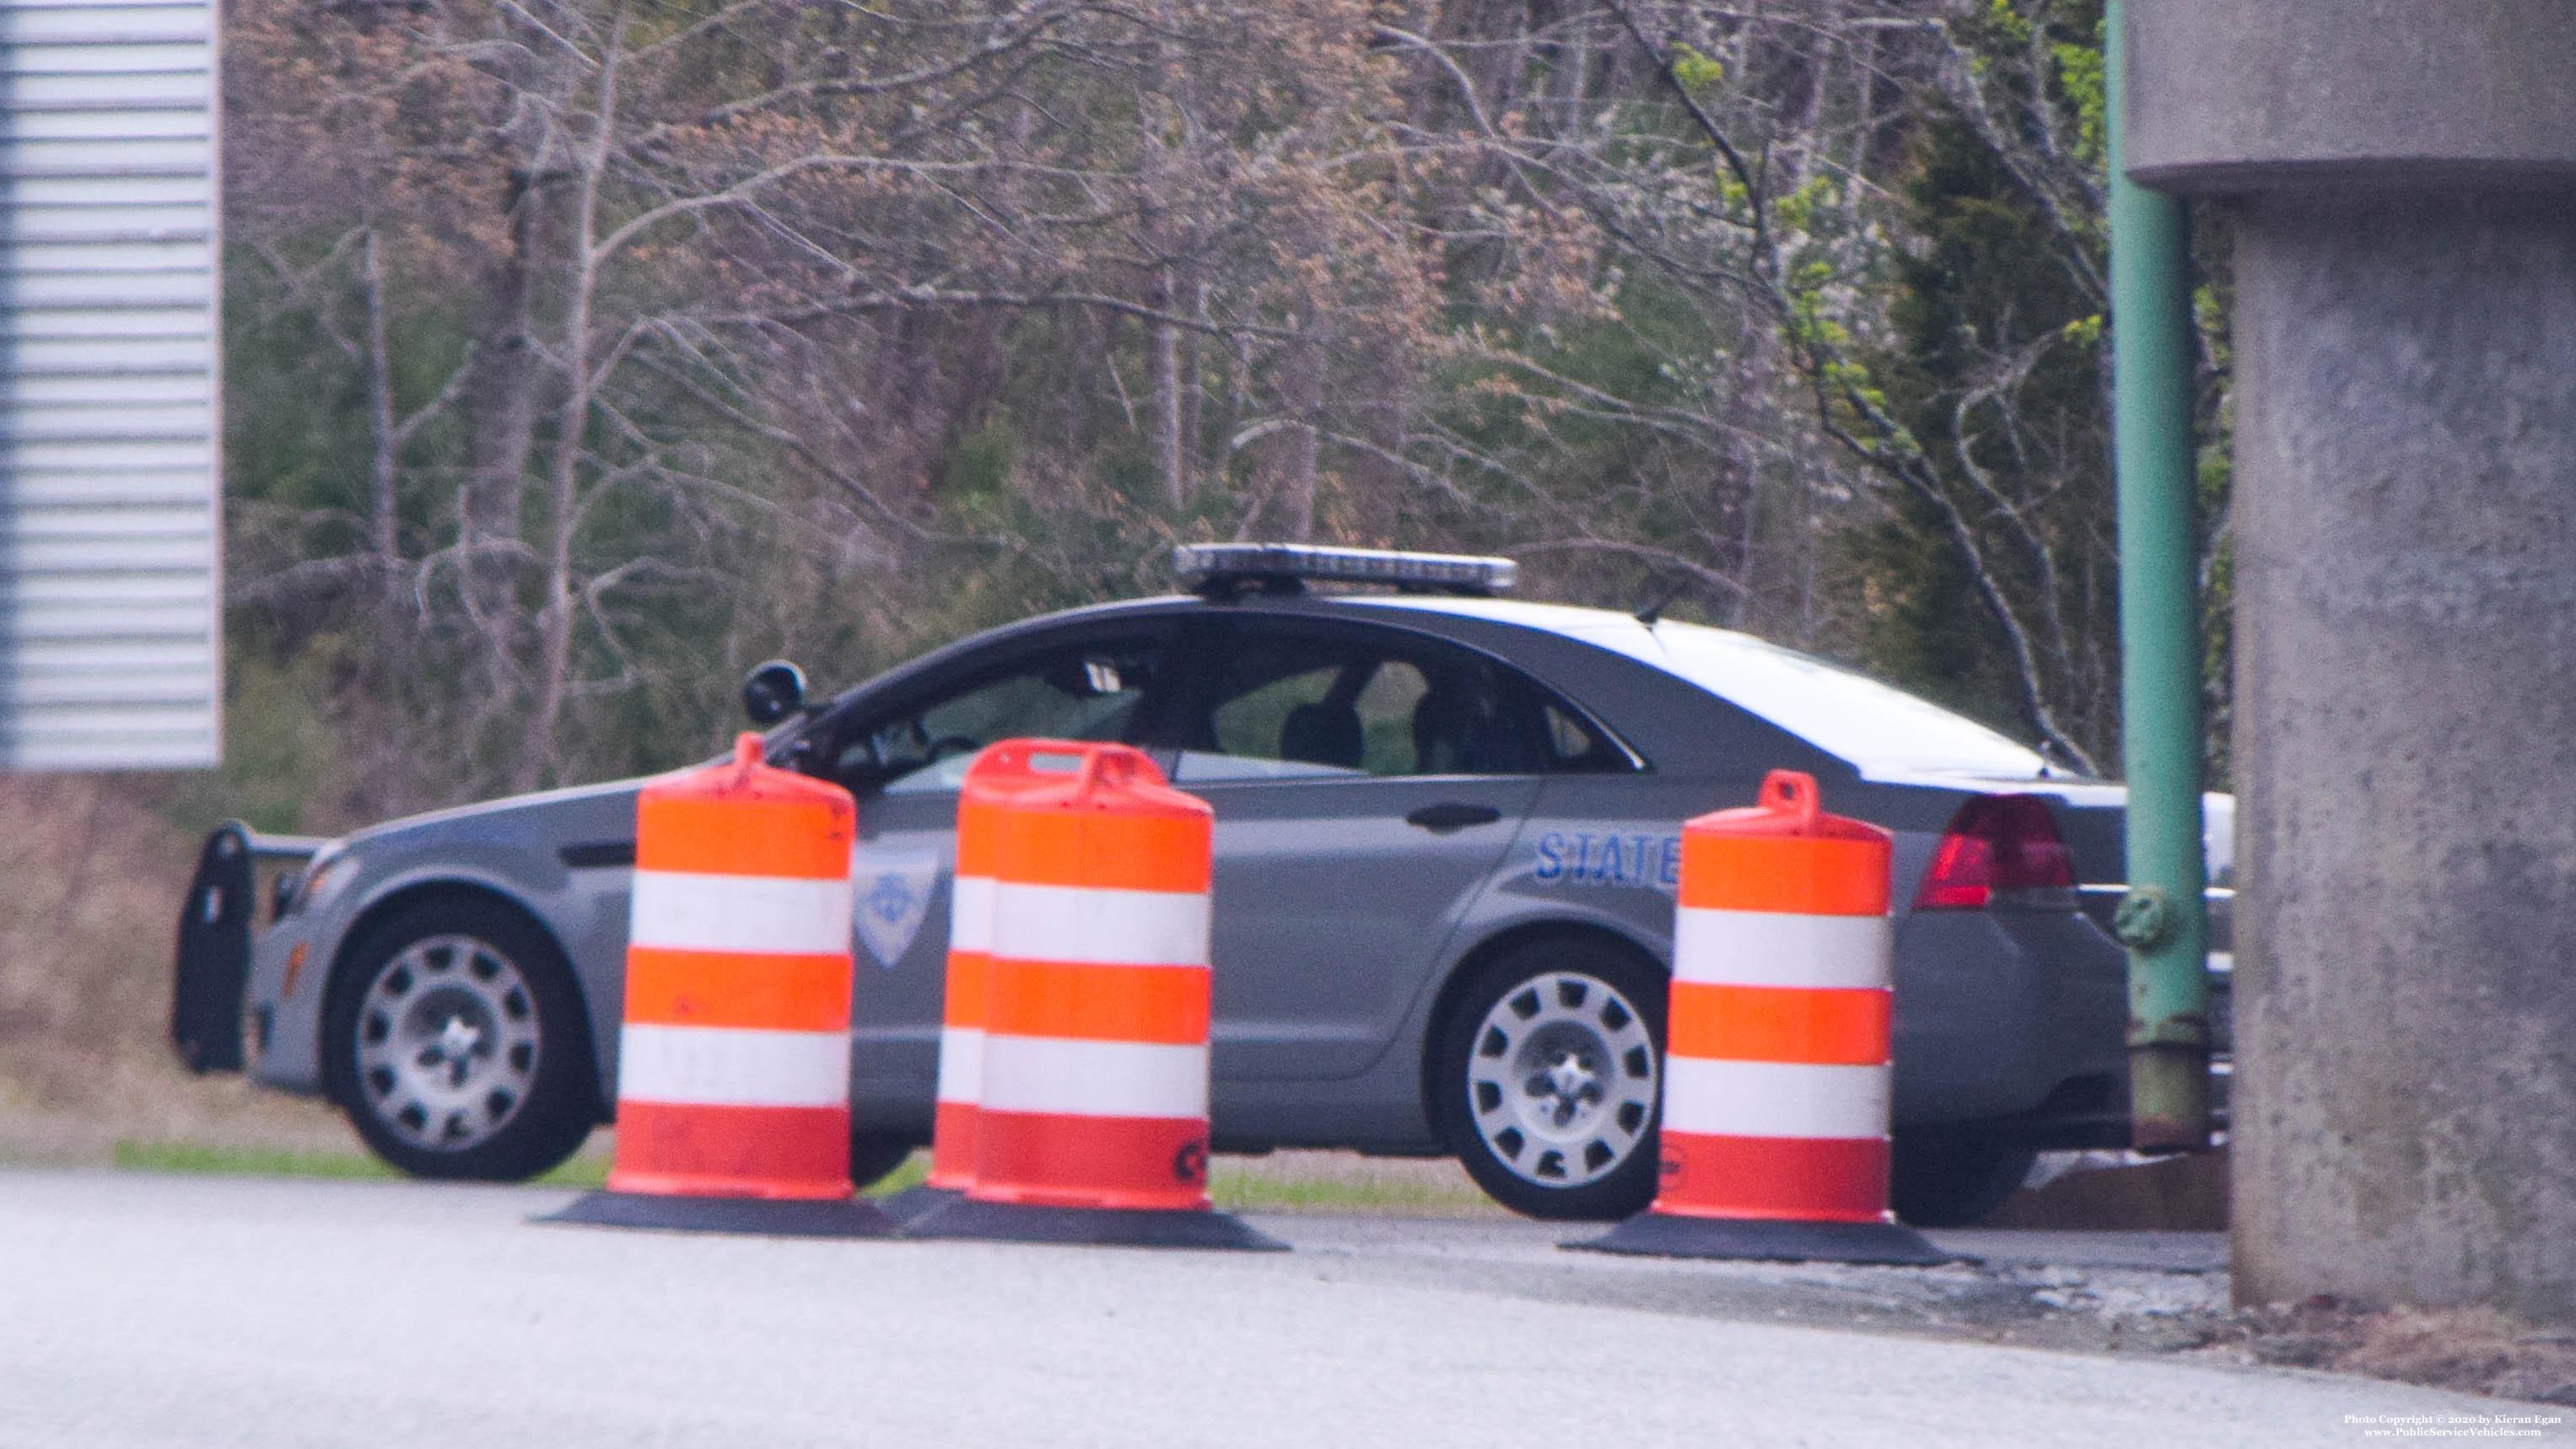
[1167,616,1545,1080]
[821,623,1178,1133]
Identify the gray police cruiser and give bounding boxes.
[173,544,2226,1225]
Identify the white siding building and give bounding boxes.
[0,0,218,769]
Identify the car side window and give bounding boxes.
[1538,697,1636,773]
[1209,657,1348,765]
[830,633,1166,795]
[1176,626,1541,780]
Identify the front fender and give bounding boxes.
[252,854,622,1101]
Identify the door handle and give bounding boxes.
[1405,802,1503,833]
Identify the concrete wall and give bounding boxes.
[2125,0,2576,194]
[2230,189,2576,1322]
[2129,1,2576,1322]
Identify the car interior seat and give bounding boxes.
[1411,687,1478,775]
[1280,700,1364,769]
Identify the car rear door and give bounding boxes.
[1161,615,1544,1080]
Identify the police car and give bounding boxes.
[174,545,2227,1225]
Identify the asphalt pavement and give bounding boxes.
[0,1168,2541,1448]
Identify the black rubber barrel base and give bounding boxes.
[1566,1211,1955,1266]
[538,1190,900,1238]
[876,1183,966,1225]
[903,1194,1288,1252]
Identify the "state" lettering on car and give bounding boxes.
[1533,831,1682,889]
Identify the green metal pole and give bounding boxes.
[2105,0,2211,1151]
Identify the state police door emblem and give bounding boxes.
[850,847,940,968]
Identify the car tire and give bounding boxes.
[849,1132,919,1191]
[1431,935,1664,1221]
[1889,1131,2035,1228]
[324,897,600,1182]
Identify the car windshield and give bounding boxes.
[1643,622,2049,778]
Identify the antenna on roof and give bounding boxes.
[1633,573,1695,625]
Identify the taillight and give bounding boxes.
[1913,795,2075,909]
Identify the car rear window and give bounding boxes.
[1643,622,2048,778]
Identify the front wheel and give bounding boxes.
[324,898,600,1182]
[1431,936,1664,1220]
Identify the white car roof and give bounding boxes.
[1343,595,2051,782]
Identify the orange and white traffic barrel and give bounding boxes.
[1572,769,1943,1264]
[930,780,1000,1187]
[545,734,895,1237]
[906,740,1280,1250]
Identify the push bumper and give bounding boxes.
[170,822,325,1074]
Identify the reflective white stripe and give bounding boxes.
[978,1036,1208,1120]
[629,871,855,956]
[616,1024,849,1109]
[1671,908,1891,990]
[1661,1058,1890,1139]
[989,882,1210,968]
[934,1026,984,1105]
[949,875,994,952]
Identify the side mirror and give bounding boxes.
[741,660,807,726]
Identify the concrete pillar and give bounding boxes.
[2127,1,2576,1323]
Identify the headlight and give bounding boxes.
[280,846,358,918]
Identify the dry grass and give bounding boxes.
[0,774,360,1164]
[0,773,193,1106]
[2213,1295,2576,1407]
[2346,1306,2576,1404]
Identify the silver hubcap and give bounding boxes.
[355,935,542,1153]
[1467,970,1659,1188]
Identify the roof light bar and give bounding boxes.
[1173,543,1517,598]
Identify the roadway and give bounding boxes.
[0,1168,2528,1447]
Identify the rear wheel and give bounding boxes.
[325,898,600,1182]
[1889,1130,2035,1227]
[1432,935,1664,1220]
